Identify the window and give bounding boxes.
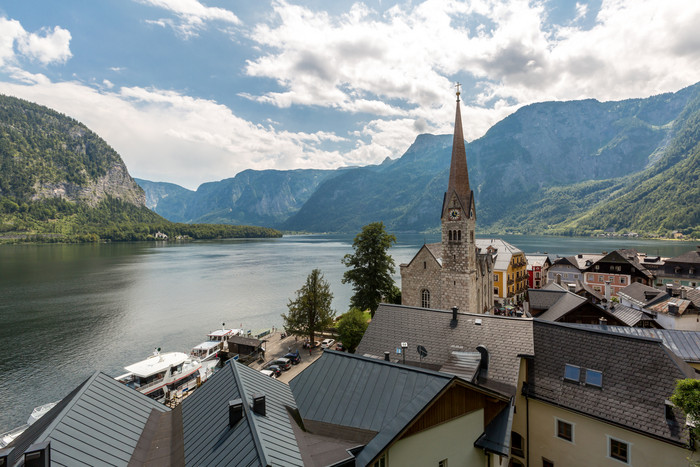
[457,230,461,241]
[564,364,580,382]
[620,277,625,284]
[494,274,499,281]
[556,419,573,442]
[511,431,524,458]
[543,459,554,467]
[494,287,499,295]
[449,230,452,241]
[585,369,603,387]
[438,459,448,467]
[421,289,430,308]
[373,453,387,467]
[594,264,600,270]
[609,438,629,463]
[471,231,474,242]
[423,261,427,269]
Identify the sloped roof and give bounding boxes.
[528,288,566,311]
[528,321,696,446]
[439,351,482,381]
[290,350,453,466]
[356,303,533,395]
[617,282,666,306]
[606,303,657,327]
[568,254,604,269]
[536,293,588,321]
[647,296,693,316]
[474,239,523,271]
[181,360,303,467]
[570,324,700,364]
[666,248,700,265]
[474,403,513,457]
[6,372,170,467]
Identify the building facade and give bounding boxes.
[476,239,528,306]
[527,254,551,289]
[401,91,493,314]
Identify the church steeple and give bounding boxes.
[446,84,471,207]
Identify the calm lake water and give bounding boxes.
[0,233,696,430]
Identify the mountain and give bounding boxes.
[137,168,339,226]
[137,82,700,236]
[0,95,280,241]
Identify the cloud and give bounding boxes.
[0,18,72,66]
[136,0,241,38]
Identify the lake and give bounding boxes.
[0,233,696,430]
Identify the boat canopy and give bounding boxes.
[192,341,220,351]
[124,351,188,377]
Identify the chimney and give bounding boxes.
[668,302,679,316]
[229,398,243,427]
[476,345,489,382]
[577,254,583,258]
[24,441,50,467]
[605,281,611,306]
[450,306,459,328]
[0,447,14,467]
[666,284,674,296]
[252,393,266,417]
[599,317,607,327]
[567,283,576,293]
[680,288,687,300]
[556,275,562,285]
[384,351,390,361]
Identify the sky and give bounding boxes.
[1,0,699,190]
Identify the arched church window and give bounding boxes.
[458,230,461,241]
[421,289,430,308]
[471,231,474,242]
[449,231,452,241]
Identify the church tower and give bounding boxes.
[440,85,478,313]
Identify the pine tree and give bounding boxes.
[282,269,335,344]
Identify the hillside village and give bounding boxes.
[2,93,699,467]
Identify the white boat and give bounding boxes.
[207,328,244,343]
[115,349,202,401]
[0,401,59,448]
[190,340,221,362]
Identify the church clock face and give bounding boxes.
[449,209,461,220]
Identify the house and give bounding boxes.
[290,350,513,467]
[528,282,660,328]
[526,254,551,289]
[582,249,654,297]
[617,282,700,331]
[514,320,697,467]
[154,231,168,240]
[0,372,172,466]
[475,239,528,306]
[656,246,700,288]
[547,254,602,289]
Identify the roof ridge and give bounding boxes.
[378,303,532,321]
[228,361,269,466]
[534,320,664,343]
[322,349,453,379]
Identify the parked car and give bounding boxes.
[260,369,276,378]
[335,342,344,351]
[270,357,292,371]
[284,350,301,364]
[265,365,282,377]
[321,338,335,349]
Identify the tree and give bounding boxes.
[670,379,700,466]
[342,222,397,316]
[336,308,369,353]
[282,268,335,344]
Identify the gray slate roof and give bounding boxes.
[536,292,588,321]
[181,360,303,467]
[6,372,170,467]
[356,303,533,395]
[572,324,700,364]
[528,321,696,446]
[617,282,665,306]
[606,303,656,327]
[527,288,566,311]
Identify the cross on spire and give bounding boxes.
[455,82,461,101]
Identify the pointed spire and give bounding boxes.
[447,85,470,205]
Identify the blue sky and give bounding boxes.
[1,0,699,189]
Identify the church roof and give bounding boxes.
[445,93,472,213]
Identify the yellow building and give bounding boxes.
[477,239,527,307]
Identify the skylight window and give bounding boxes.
[585,369,603,387]
[564,364,580,382]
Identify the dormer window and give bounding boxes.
[564,364,580,382]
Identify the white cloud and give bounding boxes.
[137,0,241,38]
[0,18,72,66]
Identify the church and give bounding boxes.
[400,88,494,314]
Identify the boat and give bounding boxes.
[207,328,244,343]
[0,401,59,448]
[115,349,202,401]
[190,340,221,362]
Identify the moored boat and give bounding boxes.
[115,349,201,401]
[190,340,221,362]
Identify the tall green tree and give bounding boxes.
[336,308,369,353]
[282,268,335,344]
[341,222,397,316]
[670,378,700,465]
